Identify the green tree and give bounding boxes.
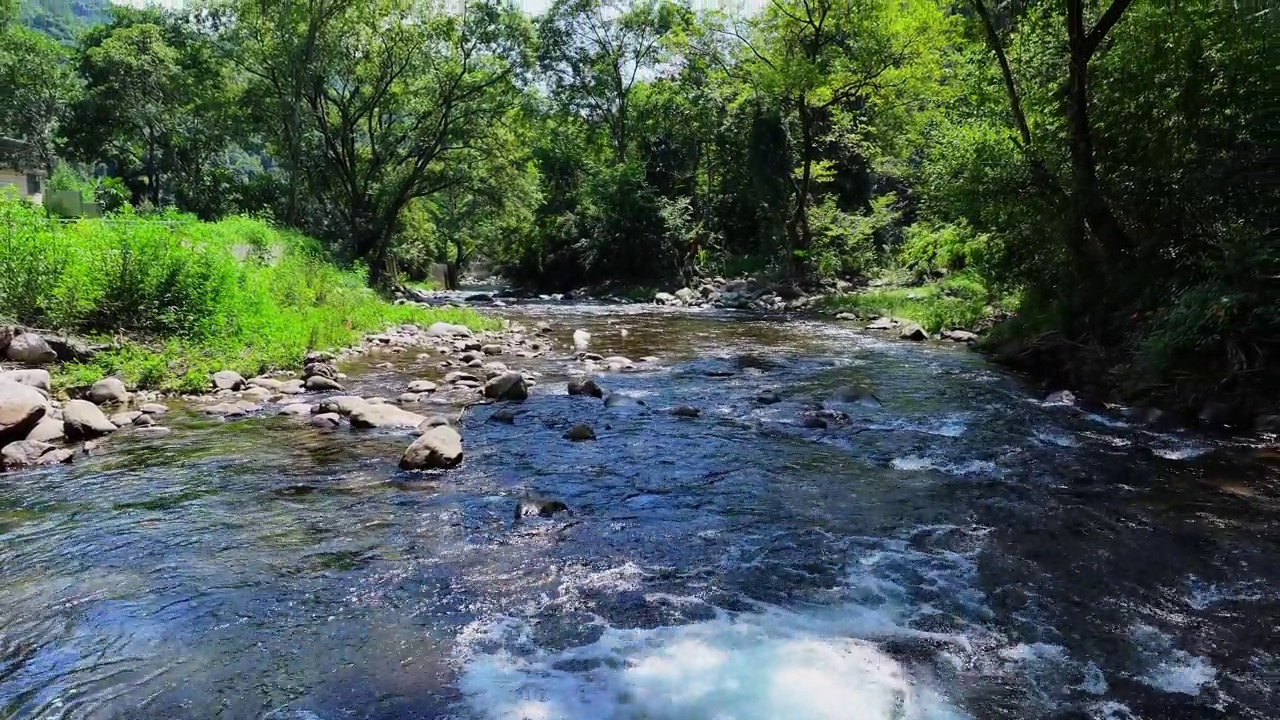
[232,0,531,286]
[0,25,79,172]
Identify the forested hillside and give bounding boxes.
[0,0,1274,417]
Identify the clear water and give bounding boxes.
[2,300,1277,719]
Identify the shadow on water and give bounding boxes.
[1,298,1277,719]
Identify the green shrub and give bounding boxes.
[0,197,496,390]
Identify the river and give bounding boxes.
[1,298,1276,720]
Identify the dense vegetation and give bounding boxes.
[0,198,493,391]
[1,0,1273,416]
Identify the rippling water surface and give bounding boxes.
[2,299,1277,720]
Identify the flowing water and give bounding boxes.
[2,298,1277,720]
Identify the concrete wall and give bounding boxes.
[0,169,44,205]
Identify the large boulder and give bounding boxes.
[400,425,464,469]
[211,370,246,391]
[0,369,51,393]
[348,404,427,429]
[6,333,57,365]
[484,372,528,402]
[88,377,130,405]
[2,440,74,469]
[63,399,117,439]
[426,322,473,338]
[25,418,65,443]
[0,381,47,443]
[563,423,596,441]
[316,395,368,416]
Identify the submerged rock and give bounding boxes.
[757,390,782,405]
[603,393,645,409]
[400,426,464,469]
[514,493,569,520]
[489,407,519,424]
[801,415,829,429]
[563,423,596,441]
[135,425,172,439]
[831,384,882,408]
[944,330,978,343]
[672,405,701,418]
[63,399,117,439]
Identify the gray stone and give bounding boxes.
[305,375,344,392]
[484,372,528,402]
[407,380,438,394]
[1043,390,1076,407]
[563,423,596,441]
[866,317,896,330]
[757,390,782,405]
[139,403,169,415]
[2,439,73,468]
[25,418,65,443]
[397,392,421,404]
[944,330,979,343]
[133,414,155,427]
[444,371,480,384]
[603,393,645,409]
[63,399,117,439]
[316,396,368,416]
[567,376,604,398]
[278,379,306,394]
[0,369,51,393]
[672,405,701,418]
[310,412,341,429]
[481,344,504,356]
[6,333,57,364]
[279,403,314,416]
[248,377,284,391]
[211,370,246,391]
[898,323,928,341]
[400,426,464,469]
[88,377,130,405]
[108,410,143,427]
[654,291,677,304]
[349,404,427,429]
[417,415,459,432]
[302,362,338,380]
[425,322,473,338]
[239,386,273,402]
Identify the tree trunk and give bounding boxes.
[786,97,815,277]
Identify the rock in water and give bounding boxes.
[484,372,528,402]
[489,407,518,424]
[2,439,74,468]
[0,369,51,393]
[248,377,284,391]
[513,493,569,520]
[573,329,591,352]
[563,423,596,441]
[139,403,168,415]
[302,362,338,380]
[279,403,314,416]
[310,413,341,429]
[348,404,427,429]
[944,330,978,343]
[1043,390,1076,407]
[400,426,463,469]
[0,382,48,443]
[898,323,928,341]
[6,333,57,364]
[567,376,604,398]
[316,395,368,416]
[481,344,503,356]
[831,385,882,408]
[407,380,437,394]
[305,375,344,392]
[603,393,645,409]
[672,405,701,418]
[802,416,829,429]
[757,390,782,405]
[63,399,117,439]
[108,410,143,427]
[866,317,895,331]
[211,370,246,391]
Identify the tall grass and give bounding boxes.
[821,271,1016,334]
[0,198,496,391]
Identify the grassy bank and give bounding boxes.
[0,199,496,392]
[819,271,1017,335]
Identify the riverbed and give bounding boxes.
[1,298,1276,719]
